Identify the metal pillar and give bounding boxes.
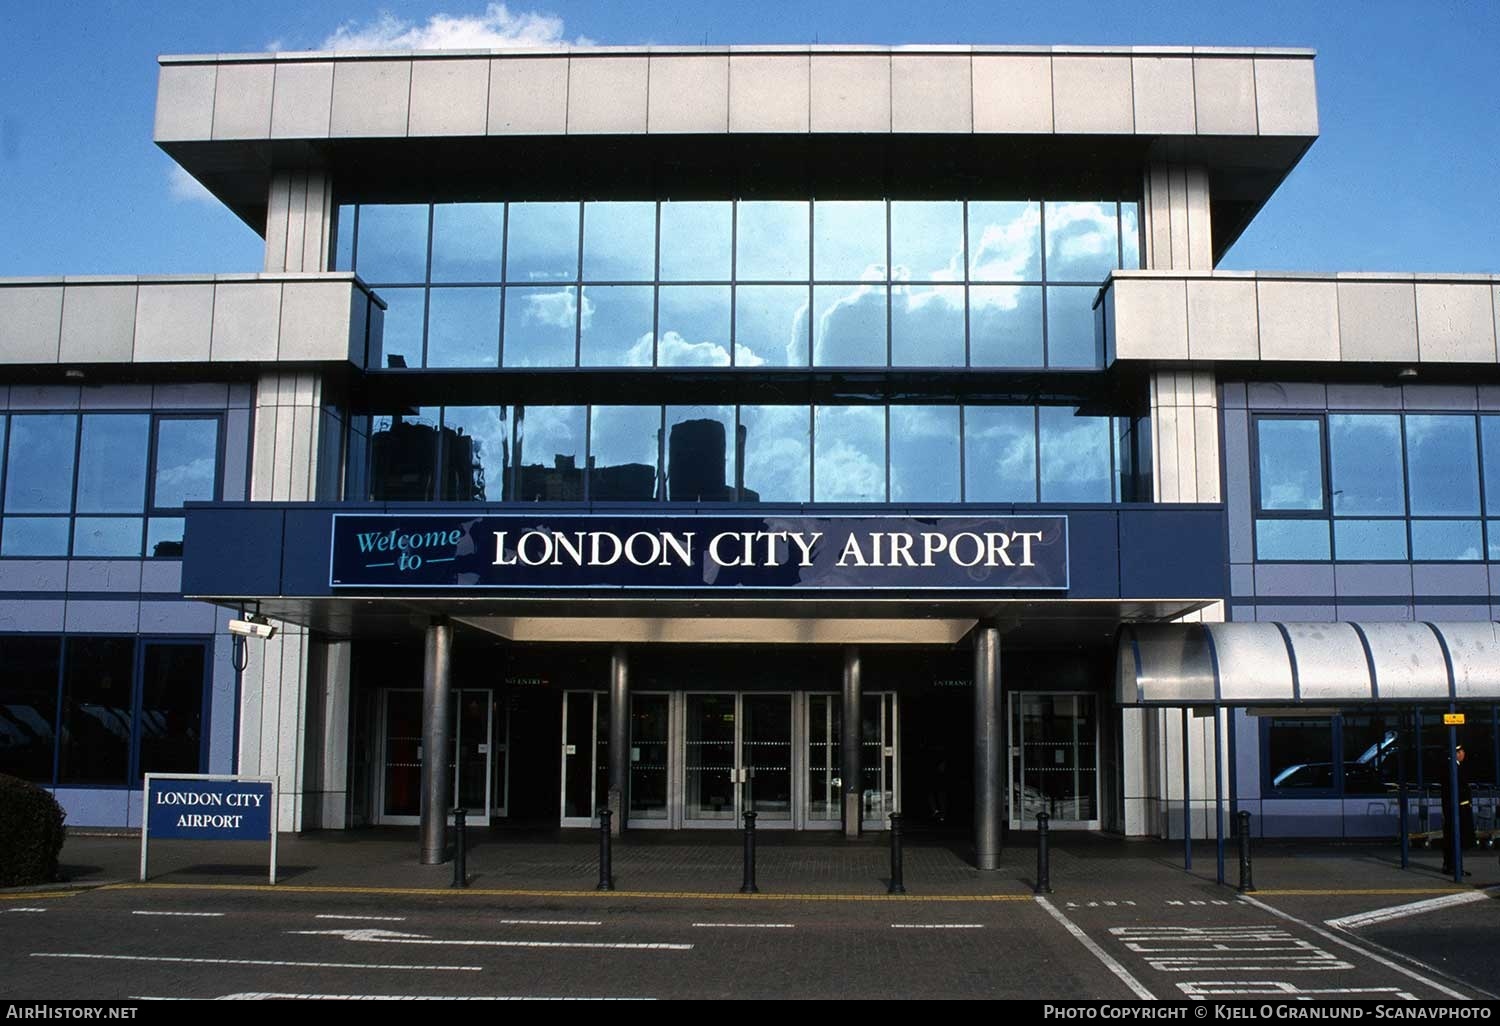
[1447,704,1462,883]
[842,646,863,838]
[1181,707,1192,871]
[1397,708,1409,870]
[1213,708,1225,885]
[419,619,453,865]
[1227,706,1239,824]
[973,625,1003,870]
[608,646,629,838]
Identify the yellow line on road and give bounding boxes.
[0,891,78,900]
[105,882,1033,902]
[1254,888,1469,896]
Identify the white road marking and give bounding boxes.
[1325,888,1496,931]
[691,923,795,929]
[132,910,225,918]
[1034,896,1156,1001]
[212,994,655,1001]
[315,914,408,923]
[890,923,983,929]
[1110,926,1354,972]
[33,952,480,972]
[4,908,48,913]
[1239,894,1471,1000]
[1178,981,1417,1000]
[498,919,602,927]
[290,927,690,952]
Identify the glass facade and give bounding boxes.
[335,198,1140,370]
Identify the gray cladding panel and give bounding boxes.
[133,284,214,362]
[1257,280,1339,361]
[1411,563,1491,597]
[66,561,143,593]
[155,64,216,141]
[64,600,140,633]
[1415,284,1498,363]
[729,55,810,133]
[488,57,568,134]
[1051,55,1132,134]
[1130,56,1196,135]
[1335,564,1414,598]
[1337,281,1417,362]
[971,55,1052,133]
[891,55,972,133]
[140,561,184,594]
[1254,58,1319,136]
[211,62,275,139]
[210,282,282,361]
[330,60,412,138]
[0,287,63,363]
[60,284,137,363]
[1253,563,1336,598]
[648,55,729,134]
[408,59,489,137]
[1193,58,1257,135]
[810,54,891,133]
[1245,381,1326,409]
[567,56,648,134]
[271,62,334,138]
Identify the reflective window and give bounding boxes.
[1334,520,1407,561]
[430,203,504,283]
[814,406,885,502]
[890,202,963,283]
[1255,519,1331,561]
[1265,718,1336,792]
[355,204,428,283]
[5,415,76,514]
[57,637,134,786]
[965,407,1037,502]
[377,288,425,369]
[1045,286,1099,368]
[72,518,143,558]
[505,202,579,282]
[889,406,960,502]
[137,643,206,780]
[1044,201,1119,283]
[153,419,219,509]
[737,201,808,281]
[659,202,731,282]
[146,518,186,559]
[814,201,885,281]
[440,407,509,502]
[0,637,62,782]
[739,406,809,503]
[582,202,656,282]
[657,286,731,367]
[76,415,149,513]
[1406,415,1479,515]
[1119,203,1141,270]
[813,284,886,366]
[333,204,355,272]
[503,286,578,367]
[666,406,736,502]
[970,285,1043,367]
[1257,418,1324,511]
[1411,519,1483,561]
[369,409,439,501]
[1,519,69,558]
[735,285,810,367]
[891,285,964,367]
[1039,407,1112,502]
[968,201,1041,282]
[1483,418,1500,511]
[589,406,660,501]
[425,288,500,367]
[580,285,654,366]
[1329,415,1404,515]
[514,405,584,502]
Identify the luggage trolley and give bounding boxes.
[1474,783,1499,849]
[1407,783,1444,848]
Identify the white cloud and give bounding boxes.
[319,3,590,51]
[167,165,217,206]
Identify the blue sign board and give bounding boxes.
[146,778,273,841]
[329,514,1068,591]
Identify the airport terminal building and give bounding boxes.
[4,43,1499,865]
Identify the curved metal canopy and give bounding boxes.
[1116,621,1500,707]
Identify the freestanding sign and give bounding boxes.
[140,773,279,884]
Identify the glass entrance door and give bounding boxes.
[801,693,899,829]
[560,690,607,826]
[378,688,493,826]
[629,693,671,826]
[684,693,738,824]
[1009,692,1099,829]
[683,693,793,829]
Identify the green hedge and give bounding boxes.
[0,774,67,886]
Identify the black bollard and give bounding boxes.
[596,807,614,891]
[1237,810,1255,893]
[740,810,759,894]
[1035,811,1052,894]
[888,812,906,895]
[450,806,468,889]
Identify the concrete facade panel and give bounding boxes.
[154,64,216,141]
[488,57,568,134]
[10,384,79,409]
[1230,563,1255,597]
[1402,384,1477,410]
[1052,56,1132,134]
[809,55,891,133]
[1326,383,1400,410]
[971,55,1052,133]
[648,56,729,133]
[153,382,229,409]
[0,286,63,364]
[329,60,412,138]
[66,560,143,593]
[1130,56,1196,134]
[59,285,137,364]
[1415,603,1491,623]
[567,56,649,134]
[1254,58,1319,136]
[1415,283,1498,362]
[1252,563,1336,598]
[1193,58,1258,135]
[81,384,153,410]
[1185,279,1258,360]
[139,600,218,634]
[1336,281,1418,362]
[1245,381,1327,409]
[1411,563,1491,597]
[1257,280,1340,361]
[54,790,130,831]
[270,62,334,138]
[64,600,140,633]
[132,284,214,363]
[279,282,352,361]
[1335,564,1414,598]
[891,55,972,133]
[1114,278,1187,360]
[729,55,809,133]
[0,560,68,592]
[1337,603,1414,622]
[210,282,282,361]
[210,62,274,140]
[139,561,184,594]
[1256,604,1336,622]
[408,59,489,136]
[0,600,65,631]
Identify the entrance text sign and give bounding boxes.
[330,514,1068,591]
[140,774,279,884]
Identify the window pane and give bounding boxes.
[146,517,185,558]
[505,202,579,282]
[1265,717,1335,791]
[582,202,656,282]
[440,407,509,502]
[377,287,425,369]
[890,201,963,282]
[153,419,219,509]
[968,201,1041,282]
[740,406,809,503]
[138,644,206,780]
[1329,414,1404,515]
[355,204,429,283]
[736,201,809,281]
[1341,714,1401,795]
[425,288,500,367]
[1483,418,1500,512]
[72,518,143,557]
[735,285,809,367]
[76,414,149,513]
[430,203,504,283]
[1406,415,1479,515]
[369,409,439,501]
[5,414,77,513]
[0,637,61,782]
[814,201,885,281]
[1044,200,1118,282]
[0,518,70,556]
[891,285,964,367]
[889,406,960,502]
[1039,407,1111,502]
[657,286,731,367]
[1334,519,1407,561]
[1410,519,1483,561]
[1045,285,1099,368]
[965,406,1037,502]
[503,286,578,367]
[970,285,1044,367]
[666,406,736,502]
[1255,519,1331,560]
[514,406,584,502]
[1119,202,1141,270]
[58,637,134,786]
[1257,419,1324,511]
[659,201,731,282]
[333,204,355,272]
[580,285,654,366]
[814,406,884,502]
[589,406,659,501]
[813,284,886,366]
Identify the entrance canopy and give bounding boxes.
[1116,621,1500,707]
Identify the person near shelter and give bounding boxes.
[1440,743,1475,876]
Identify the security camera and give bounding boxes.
[228,618,277,640]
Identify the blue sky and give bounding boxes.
[1,1,1495,277]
